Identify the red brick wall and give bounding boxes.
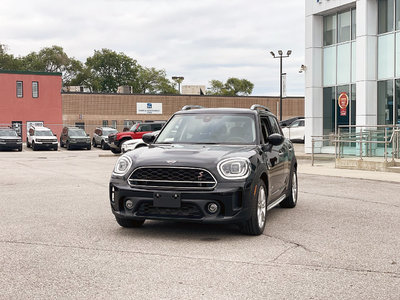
[0,72,63,139]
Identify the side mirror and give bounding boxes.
[142,133,156,144]
[267,133,284,146]
[54,134,57,137]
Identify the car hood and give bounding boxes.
[126,144,257,168]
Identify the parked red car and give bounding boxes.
[108,122,165,153]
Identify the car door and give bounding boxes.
[260,116,286,201]
[288,120,303,140]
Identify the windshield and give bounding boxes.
[155,114,257,145]
[69,129,86,136]
[0,130,18,137]
[103,129,117,136]
[36,130,54,136]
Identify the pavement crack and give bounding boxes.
[263,233,317,254]
[1,239,399,277]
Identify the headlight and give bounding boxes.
[113,155,133,176]
[217,158,250,180]
[0,139,5,142]
[70,138,76,142]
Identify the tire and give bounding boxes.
[115,217,145,228]
[18,146,22,152]
[66,141,71,150]
[32,141,37,151]
[87,144,91,150]
[60,139,64,148]
[241,180,267,236]
[26,139,30,148]
[280,167,298,208]
[92,138,97,147]
[111,148,121,154]
[101,141,106,150]
[53,145,58,151]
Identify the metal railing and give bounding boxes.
[311,125,400,166]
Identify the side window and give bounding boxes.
[260,117,270,144]
[267,116,282,135]
[138,124,151,132]
[299,120,305,127]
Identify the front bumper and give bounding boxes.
[69,141,91,149]
[0,141,22,150]
[34,141,58,149]
[109,178,253,224]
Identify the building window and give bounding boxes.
[111,120,117,129]
[32,81,39,98]
[75,122,85,130]
[338,10,351,43]
[337,43,351,85]
[378,0,394,34]
[323,14,337,46]
[323,8,356,87]
[16,81,23,98]
[378,34,395,80]
[102,120,108,126]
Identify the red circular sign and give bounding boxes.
[338,92,349,109]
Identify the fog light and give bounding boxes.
[125,200,134,210]
[207,203,219,214]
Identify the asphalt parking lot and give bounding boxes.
[0,147,399,299]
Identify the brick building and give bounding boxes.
[0,70,63,139]
[62,92,304,134]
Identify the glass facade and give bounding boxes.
[377,0,400,125]
[323,8,356,135]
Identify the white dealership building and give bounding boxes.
[305,0,400,152]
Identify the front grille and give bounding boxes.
[128,167,216,190]
[136,202,203,218]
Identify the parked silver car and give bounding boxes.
[93,127,118,150]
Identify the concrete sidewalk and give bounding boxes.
[293,143,400,183]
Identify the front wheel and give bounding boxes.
[115,217,145,228]
[32,141,37,151]
[280,167,298,208]
[241,180,267,236]
[92,138,96,147]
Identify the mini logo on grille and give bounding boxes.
[198,171,204,180]
[166,160,177,164]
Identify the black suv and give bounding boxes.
[60,126,91,150]
[0,127,22,151]
[109,105,298,235]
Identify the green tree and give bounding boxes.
[0,44,23,70]
[85,48,139,93]
[136,66,177,94]
[207,77,254,96]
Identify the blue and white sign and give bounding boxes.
[137,102,162,114]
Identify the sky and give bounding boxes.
[0,0,305,96]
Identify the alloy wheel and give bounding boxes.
[257,186,266,229]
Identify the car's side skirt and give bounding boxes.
[267,194,286,211]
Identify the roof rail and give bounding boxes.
[250,104,270,112]
[181,105,204,111]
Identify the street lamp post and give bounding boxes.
[270,50,292,121]
[172,76,184,94]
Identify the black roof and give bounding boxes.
[176,107,275,117]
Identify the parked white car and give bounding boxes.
[121,138,147,153]
[27,126,58,151]
[282,119,305,143]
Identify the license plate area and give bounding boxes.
[153,192,181,208]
